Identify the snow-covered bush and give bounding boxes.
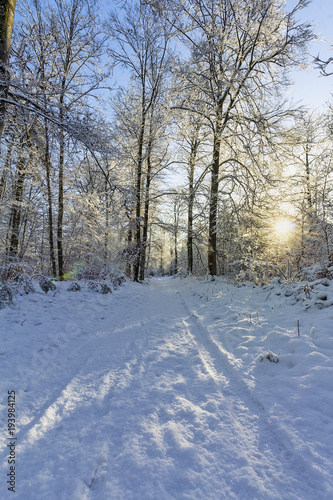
[87,281,112,294]
[235,257,284,286]
[87,280,99,292]
[264,275,333,310]
[296,263,333,282]
[20,280,35,295]
[12,274,35,295]
[33,276,56,294]
[67,282,81,292]
[0,263,32,282]
[0,264,35,297]
[99,265,126,288]
[113,273,126,288]
[0,284,14,309]
[258,351,279,363]
[99,283,112,294]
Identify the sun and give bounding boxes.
[274,219,294,235]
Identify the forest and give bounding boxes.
[1,3,333,495]
[0,0,332,284]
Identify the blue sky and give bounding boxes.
[102,0,333,110]
[286,0,333,109]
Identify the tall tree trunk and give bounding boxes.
[208,133,221,276]
[57,117,65,278]
[174,223,178,275]
[0,136,12,213]
[174,235,178,274]
[305,142,312,210]
[8,157,26,258]
[187,137,198,274]
[146,223,152,271]
[0,0,16,139]
[8,132,31,258]
[57,0,77,279]
[126,228,133,278]
[139,131,152,282]
[44,119,57,277]
[104,174,109,263]
[187,165,194,274]
[133,114,146,282]
[19,181,33,259]
[36,2,57,277]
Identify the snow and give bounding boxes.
[0,275,333,499]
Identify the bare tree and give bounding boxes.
[107,0,172,281]
[278,111,333,267]
[0,0,16,139]
[315,51,333,76]
[18,0,58,275]
[160,0,314,275]
[0,0,110,275]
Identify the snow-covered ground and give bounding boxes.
[0,275,332,499]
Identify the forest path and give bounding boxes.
[0,278,325,499]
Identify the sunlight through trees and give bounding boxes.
[0,0,332,283]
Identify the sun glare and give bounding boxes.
[274,219,294,235]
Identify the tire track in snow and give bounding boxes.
[176,282,327,499]
[83,278,320,500]
[0,286,148,465]
[2,278,327,499]
[5,283,180,499]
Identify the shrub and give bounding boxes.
[34,276,56,294]
[258,351,279,363]
[99,265,126,288]
[235,257,285,286]
[0,284,14,309]
[87,280,99,292]
[0,264,35,298]
[99,283,112,294]
[67,282,81,292]
[87,281,112,294]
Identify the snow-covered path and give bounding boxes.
[0,277,332,499]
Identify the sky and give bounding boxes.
[101,0,333,111]
[13,0,332,111]
[286,0,333,109]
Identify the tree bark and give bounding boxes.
[35,1,57,277]
[187,135,199,274]
[0,0,16,139]
[187,162,194,274]
[19,181,33,259]
[57,117,65,278]
[139,130,153,282]
[305,142,312,210]
[0,136,12,212]
[104,174,109,263]
[208,133,221,276]
[174,211,178,275]
[8,156,26,258]
[44,120,57,277]
[57,1,76,279]
[126,228,133,278]
[8,130,31,259]
[133,113,146,282]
